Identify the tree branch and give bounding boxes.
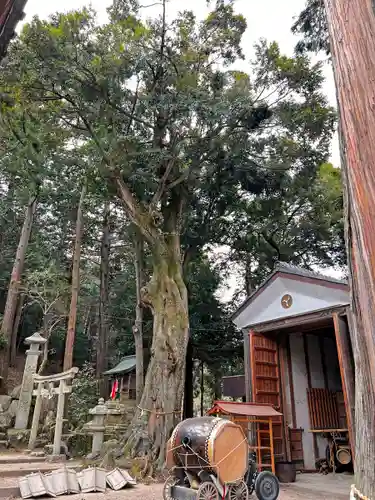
[114,174,163,246]
[260,231,281,260]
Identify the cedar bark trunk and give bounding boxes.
[124,255,189,469]
[0,193,37,389]
[37,310,55,375]
[63,184,86,371]
[132,228,144,404]
[9,292,25,366]
[323,1,375,496]
[97,204,111,397]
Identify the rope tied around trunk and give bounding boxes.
[137,405,183,418]
[350,484,370,500]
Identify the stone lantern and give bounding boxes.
[84,398,108,459]
[14,332,47,430]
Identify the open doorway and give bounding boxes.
[250,316,354,473]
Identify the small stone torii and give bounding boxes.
[28,367,78,457]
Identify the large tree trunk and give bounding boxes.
[323,1,375,496]
[97,204,111,397]
[132,228,144,404]
[37,311,55,376]
[124,256,189,469]
[114,176,189,467]
[63,184,86,371]
[0,193,37,390]
[9,292,25,366]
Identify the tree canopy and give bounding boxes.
[292,0,329,55]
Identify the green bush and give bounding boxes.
[68,362,99,429]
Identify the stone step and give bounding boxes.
[0,453,47,465]
[0,462,84,498]
[0,460,81,478]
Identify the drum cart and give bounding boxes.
[163,416,279,500]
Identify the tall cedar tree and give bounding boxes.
[323,0,375,496]
[294,0,375,495]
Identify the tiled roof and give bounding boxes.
[274,261,347,285]
[103,355,136,376]
[207,400,282,418]
[232,261,347,320]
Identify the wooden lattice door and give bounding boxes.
[250,331,284,463]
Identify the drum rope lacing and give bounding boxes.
[168,436,248,483]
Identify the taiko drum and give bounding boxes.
[166,416,248,484]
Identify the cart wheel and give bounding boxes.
[163,476,178,500]
[228,480,249,500]
[254,471,279,500]
[197,481,219,500]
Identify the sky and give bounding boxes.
[18,0,341,301]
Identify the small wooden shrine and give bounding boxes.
[103,355,136,401]
[207,400,282,474]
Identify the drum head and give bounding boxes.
[208,420,248,484]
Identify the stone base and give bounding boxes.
[0,440,9,450]
[7,428,30,449]
[30,450,45,458]
[45,453,66,463]
[44,442,70,457]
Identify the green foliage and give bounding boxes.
[292,0,329,55]
[0,4,336,255]
[0,0,341,402]
[226,159,344,298]
[68,363,99,429]
[187,254,241,369]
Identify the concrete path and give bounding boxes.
[283,472,353,499]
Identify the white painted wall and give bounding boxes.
[306,335,328,458]
[234,277,349,330]
[289,333,316,469]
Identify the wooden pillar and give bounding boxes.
[53,379,65,456]
[269,417,275,474]
[28,383,43,450]
[249,330,256,400]
[303,334,318,462]
[279,338,291,462]
[333,313,355,458]
[243,330,251,402]
[286,336,297,428]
